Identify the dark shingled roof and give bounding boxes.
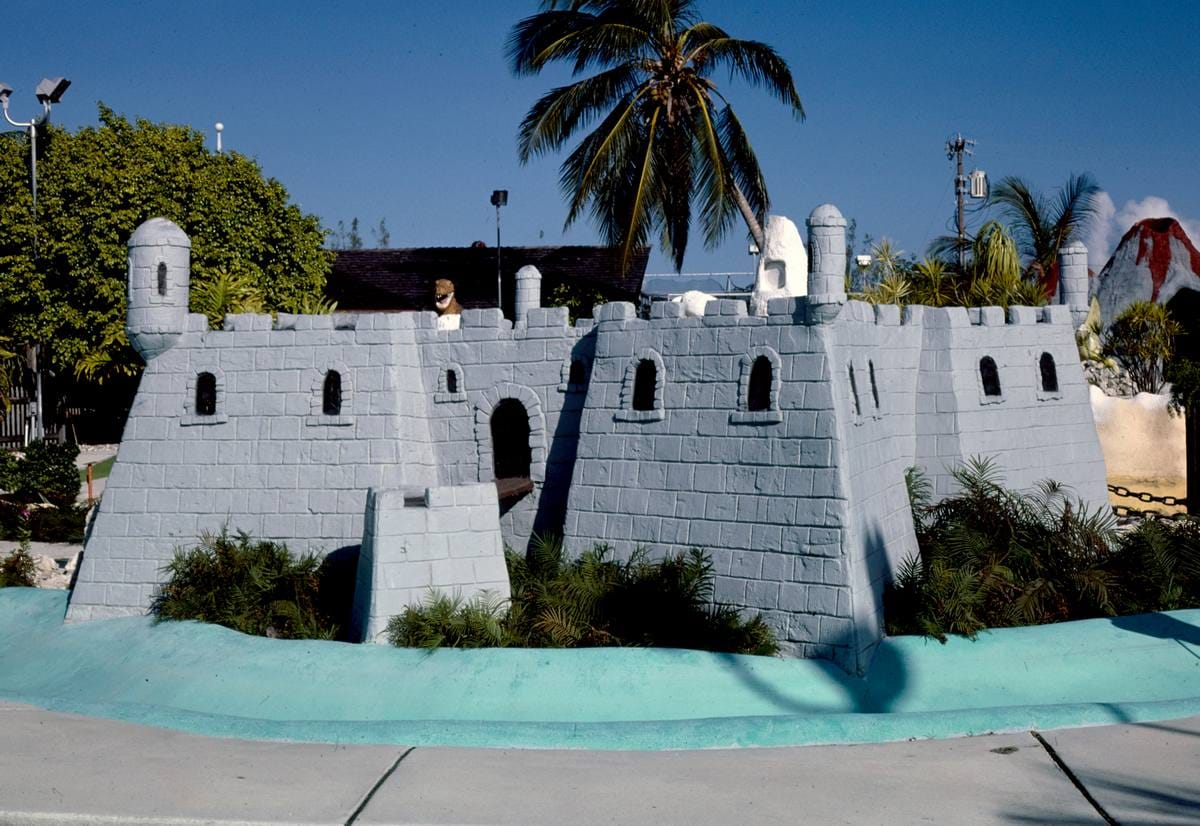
[328,246,649,314]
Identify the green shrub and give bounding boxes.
[2,440,80,507]
[1103,301,1182,393]
[887,459,1121,640]
[888,460,1200,641]
[0,451,18,492]
[0,502,87,543]
[389,591,514,649]
[0,547,36,587]
[0,506,36,588]
[1108,519,1200,613]
[387,537,778,655]
[149,529,338,640]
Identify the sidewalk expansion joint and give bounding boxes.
[1030,730,1117,825]
[344,746,415,825]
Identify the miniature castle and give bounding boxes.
[66,208,1108,674]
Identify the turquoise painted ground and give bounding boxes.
[2,588,1198,749]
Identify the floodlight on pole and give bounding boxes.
[0,76,70,442]
[491,189,508,311]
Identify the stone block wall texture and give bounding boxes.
[68,214,1110,675]
[351,483,509,642]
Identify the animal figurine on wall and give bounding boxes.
[435,278,463,330]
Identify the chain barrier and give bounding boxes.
[1108,484,1190,521]
[1112,504,1193,522]
[1106,484,1187,508]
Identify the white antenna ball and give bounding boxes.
[214,122,224,132]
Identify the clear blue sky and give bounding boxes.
[4,0,1198,276]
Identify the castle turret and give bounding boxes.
[514,264,542,326]
[1058,240,1089,326]
[126,218,191,361]
[806,204,847,320]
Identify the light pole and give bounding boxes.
[491,189,508,311]
[0,76,70,442]
[0,77,71,259]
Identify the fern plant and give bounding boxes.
[887,458,1121,640]
[150,528,338,640]
[387,535,778,655]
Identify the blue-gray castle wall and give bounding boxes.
[66,216,1109,675]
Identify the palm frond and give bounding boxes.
[517,64,641,161]
[687,37,804,117]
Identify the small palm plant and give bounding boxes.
[190,266,266,330]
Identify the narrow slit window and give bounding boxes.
[446,369,458,395]
[848,365,862,416]
[1039,352,1058,393]
[568,359,586,386]
[632,359,657,411]
[322,370,342,415]
[195,372,217,416]
[980,356,1002,397]
[747,356,772,412]
[869,360,880,409]
[156,262,168,296]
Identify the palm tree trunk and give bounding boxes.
[732,183,765,249]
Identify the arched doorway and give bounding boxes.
[490,398,533,506]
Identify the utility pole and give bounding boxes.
[945,133,974,271]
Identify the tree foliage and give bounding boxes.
[508,0,804,271]
[1102,301,1182,393]
[856,223,1046,309]
[988,173,1101,296]
[0,104,332,385]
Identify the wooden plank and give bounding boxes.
[494,476,534,501]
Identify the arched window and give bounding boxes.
[848,364,862,416]
[568,359,586,386]
[322,371,342,416]
[747,356,772,412]
[446,368,458,395]
[195,372,217,416]
[156,262,168,296]
[869,360,880,410]
[980,356,1002,397]
[1039,352,1058,393]
[491,398,531,479]
[632,359,657,411]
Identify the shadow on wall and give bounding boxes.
[318,544,361,642]
[856,522,907,710]
[715,523,911,714]
[531,344,592,543]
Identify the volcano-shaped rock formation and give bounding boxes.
[1095,217,1200,325]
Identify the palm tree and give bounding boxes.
[988,173,1101,298]
[507,0,804,271]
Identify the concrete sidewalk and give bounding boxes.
[2,701,1197,825]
